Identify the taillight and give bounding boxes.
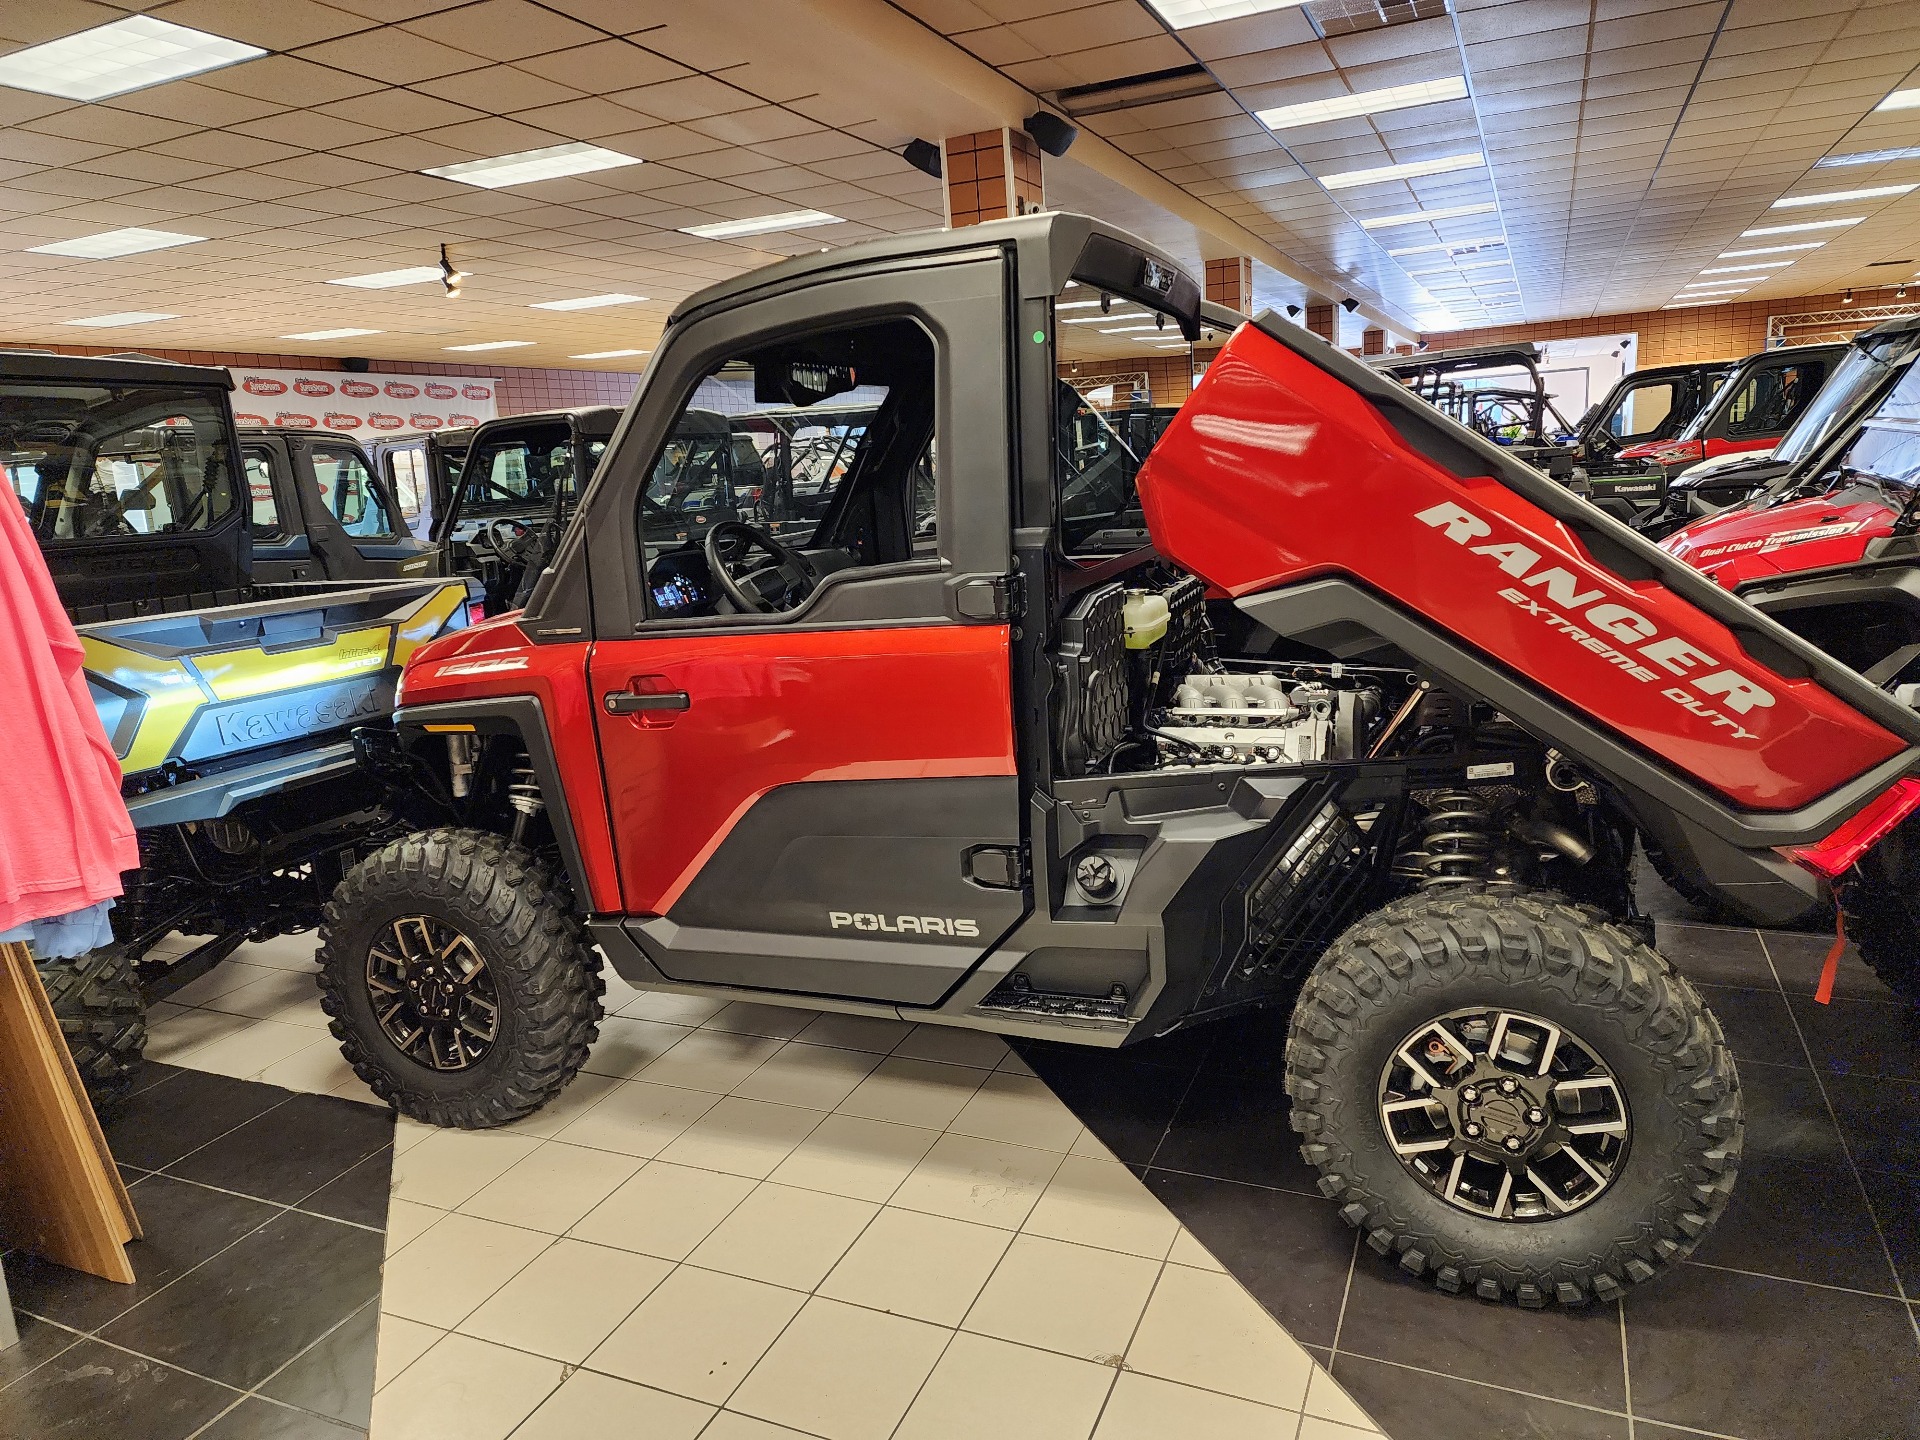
[466,600,487,626]
[1780,777,1920,878]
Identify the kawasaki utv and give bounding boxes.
[320,215,1920,1306]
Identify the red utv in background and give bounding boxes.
[1616,342,1846,479]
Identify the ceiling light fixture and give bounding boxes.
[1718,243,1826,257]
[1098,323,1163,333]
[1387,237,1505,257]
[440,243,465,299]
[1141,0,1309,28]
[281,328,382,341]
[0,16,263,101]
[1321,153,1484,190]
[530,292,646,311]
[1700,262,1794,273]
[1662,301,1731,310]
[1679,288,1752,298]
[328,266,445,289]
[1257,76,1467,131]
[445,341,534,352]
[1359,203,1496,231]
[65,311,177,327]
[1740,218,1863,237]
[570,349,649,360]
[1877,87,1920,112]
[1817,146,1920,168]
[1771,184,1917,209]
[28,227,205,259]
[680,209,846,240]
[424,143,641,189]
[1844,288,1855,305]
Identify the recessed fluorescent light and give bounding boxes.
[66,311,176,327]
[328,266,445,289]
[1064,313,1151,324]
[1663,300,1732,310]
[1141,0,1309,28]
[1680,288,1752,297]
[1877,88,1920,112]
[679,209,846,240]
[1456,260,1510,271]
[570,349,648,359]
[29,227,205,259]
[1719,243,1826,257]
[1359,203,1496,231]
[1772,184,1917,208]
[281,328,382,341]
[1099,324,1164,333]
[0,16,263,101]
[530,292,647,311]
[1257,76,1467,131]
[1741,218,1863,238]
[424,143,641,190]
[1817,146,1920,168]
[1700,262,1792,273]
[445,341,534,352]
[1321,153,1484,190]
[1387,237,1505,257]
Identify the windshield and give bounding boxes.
[458,426,603,516]
[1,383,236,541]
[1827,355,1920,493]
[1774,331,1920,467]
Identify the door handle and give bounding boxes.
[603,691,690,715]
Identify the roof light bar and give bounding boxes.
[1817,146,1920,168]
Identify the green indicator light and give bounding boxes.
[1033,329,1046,343]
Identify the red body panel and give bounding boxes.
[399,617,625,913]
[1619,435,1773,469]
[588,626,1015,914]
[1661,492,1896,589]
[1136,324,1904,812]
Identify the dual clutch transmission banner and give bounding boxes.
[229,367,500,435]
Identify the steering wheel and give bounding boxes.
[483,516,533,558]
[703,519,815,614]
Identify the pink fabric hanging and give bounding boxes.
[0,481,137,933]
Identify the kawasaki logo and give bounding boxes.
[1416,501,1775,741]
[213,686,382,748]
[830,911,980,938]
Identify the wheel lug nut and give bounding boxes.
[1499,1077,1519,1094]
[1463,1121,1483,1138]
[1503,1135,1523,1153]
[1526,1107,1546,1124]
[1461,1086,1479,1103]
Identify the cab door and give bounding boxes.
[581,252,1027,1005]
[305,441,441,578]
[244,439,316,582]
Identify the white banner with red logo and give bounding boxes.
[229,368,499,437]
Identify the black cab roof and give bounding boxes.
[0,349,233,390]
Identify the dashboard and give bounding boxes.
[647,548,717,616]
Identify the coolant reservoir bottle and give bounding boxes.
[1123,590,1170,649]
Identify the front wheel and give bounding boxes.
[38,945,147,1111]
[1286,891,1741,1306]
[317,828,603,1128]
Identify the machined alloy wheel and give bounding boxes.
[367,915,500,1072]
[1378,1006,1628,1221]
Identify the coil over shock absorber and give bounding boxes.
[1415,790,1497,889]
[506,759,543,847]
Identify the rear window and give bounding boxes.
[1,383,236,541]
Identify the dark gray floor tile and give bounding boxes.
[0,1311,82,1392]
[1861,1166,1920,1293]
[1826,1072,1920,1177]
[0,1338,233,1440]
[164,1094,393,1207]
[298,1148,393,1230]
[1698,984,1809,1068]
[259,1301,376,1430]
[1016,1047,1197,1166]
[1690,1153,1902,1295]
[126,1060,190,1100]
[101,1069,288,1171]
[1335,1262,1627,1410]
[99,1210,382,1391]
[1626,1262,1920,1440]
[1790,995,1920,1083]
[1659,922,1777,990]
[195,1398,363,1439]
[1146,1050,1323,1193]
[1764,929,1898,1003]
[1739,1060,1849,1166]
[1141,1168,1354,1348]
[1331,1354,1629,1440]
[4,1175,279,1333]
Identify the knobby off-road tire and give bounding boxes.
[1286,890,1742,1307]
[318,828,603,1128]
[1839,818,1920,1003]
[38,945,147,1110]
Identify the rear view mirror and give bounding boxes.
[756,358,856,408]
[118,487,156,512]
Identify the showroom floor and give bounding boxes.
[3,875,1916,1440]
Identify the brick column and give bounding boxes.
[1203,257,1254,316]
[1304,304,1336,343]
[1362,327,1385,356]
[942,128,1045,227]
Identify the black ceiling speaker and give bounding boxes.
[1340,297,1360,313]
[1024,111,1078,157]
[903,138,943,179]
[342,357,371,372]
[1285,304,1303,318]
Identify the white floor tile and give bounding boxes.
[488,1070,622,1141]
[389,1127,544,1209]
[619,989,730,1026]
[889,1132,1063,1230]
[257,1037,359,1097]
[171,1016,326,1080]
[568,1161,756,1261]
[1297,1419,1385,1439]
[767,1112,941,1203]
[687,1182,878,1290]
[700,1414,821,1440]
[730,1041,882,1112]
[379,1211,552,1329]
[1022,1155,1180,1260]
[141,1006,256,1065]
[581,1015,696,1079]
[891,1024,1011,1069]
[164,959,282,1007]
[946,1072,1085,1153]
[729,1296,949,1440]
[392,1117,438,1154]
[1093,1371,1301,1439]
[834,1056,991,1130]
[635,1029,785,1094]
[700,1000,818,1039]
[383,1201,444,1259]
[457,1140,639,1234]
[328,1073,388,1109]
[1167,1227,1227,1273]
[654,1096,822,1180]
[893,1330,1114,1440]
[819,1207,1011,1327]
[552,1077,719,1158]
[201,967,324,1025]
[1124,1264,1314,1411]
[373,1315,444,1393]
[458,1238,672,1363]
[369,1331,563,1440]
[995,1049,1039,1077]
[585,1265,805,1405]
[232,930,324,971]
[1304,1365,1379,1429]
[510,1370,713,1440]
[961,1233,1159,1363]
[790,1012,913,1054]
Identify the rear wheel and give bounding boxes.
[1286,891,1740,1306]
[37,945,146,1111]
[318,828,603,1128]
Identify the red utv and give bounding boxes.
[318,215,1920,1307]
[1615,342,1846,479]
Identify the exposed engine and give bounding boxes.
[1152,671,1379,767]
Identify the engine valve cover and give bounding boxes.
[1156,671,1333,766]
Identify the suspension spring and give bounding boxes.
[506,760,543,847]
[1416,790,1496,889]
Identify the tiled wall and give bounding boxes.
[943,128,1044,228]
[1204,258,1253,315]
[4,341,643,417]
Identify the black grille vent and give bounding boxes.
[1305,0,1450,38]
[1056,583,1130,777]
[1237,802,1377,983]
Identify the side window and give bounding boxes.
[634,316,935,619]
[312,447,394,538]
[244,448,283,539]
[386,447,426,519]
[460,427,572,517]
[1725,363,1823,438]
[1617,380,1678,442]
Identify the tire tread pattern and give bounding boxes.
[37,945,147,1109]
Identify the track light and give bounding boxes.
[440,243,466,299]
[1340,297,1360,313]
[1844,288,1855,304]
[902,139,942,179]
[1023,111,1078,157]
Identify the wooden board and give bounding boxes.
[0,941,137,1284]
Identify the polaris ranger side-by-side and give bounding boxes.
[320,215,1920,1307]
[240,425,441,582]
